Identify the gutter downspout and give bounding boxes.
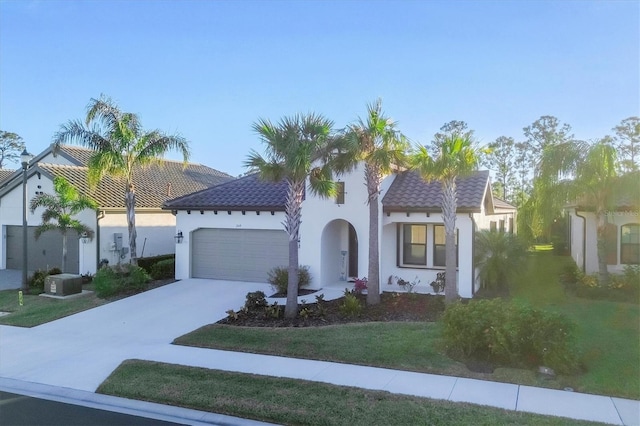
[96,210,105,270]
[470,213,477,297]
[575,210,587,272]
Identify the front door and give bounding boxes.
[348,224,358,278]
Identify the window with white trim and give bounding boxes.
[621,224,640,265]
[401,224,427,266]
[433,225,458,267]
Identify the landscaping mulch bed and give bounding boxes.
[218,292,446,327]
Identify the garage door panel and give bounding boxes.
[192,228,288,282]
[6,226,79,273]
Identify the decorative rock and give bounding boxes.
[538,366,556,379]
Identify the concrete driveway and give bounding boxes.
[0,278,270,391]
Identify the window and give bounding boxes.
[402,224,427,266]
[509,218,514,234]
[335,182,345,205]
[499,220,505,233]
[433,225,458,267]
[621,224,640,265]
[490,221,497,232]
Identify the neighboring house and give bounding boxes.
[164,164,516,297]
[0,169,13,185]
[567,195,640,274]
[0,145,232,274]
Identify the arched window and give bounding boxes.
[620,224,640,265]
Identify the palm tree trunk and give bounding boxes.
[125,184,138,266]
[442,177,458,304]
[284,178,304,318]
[61,233,67,273]
[595,209,610,286]
[365,163,381,305]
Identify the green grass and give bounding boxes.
[98,360,604,426]
[0,287,106,327]
[175,322,463,374]
[510,253,640,399]
[175,252,639,400]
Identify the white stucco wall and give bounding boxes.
[381,212,475,298]
[569,208,640,274]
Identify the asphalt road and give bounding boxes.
[0,391,186,426]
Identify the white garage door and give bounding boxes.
[192,228,289,282]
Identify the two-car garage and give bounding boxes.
[191,228,289,282]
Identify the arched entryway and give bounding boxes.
[320,219,358,285]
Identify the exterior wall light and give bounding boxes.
[80,232,90,244]
[175,231,184,244]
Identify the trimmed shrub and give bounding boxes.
[267,265,311,295]
[244,291,268,311]
[339,290,363,317]
[138,254,174,274]
[441,299,580,374]
[150,259,175,280]
[93,264,151,298]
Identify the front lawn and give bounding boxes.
[97,360,603,426]
[174,253,639,400]
[0,287,106,327]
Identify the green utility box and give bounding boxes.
[44,274,82,296]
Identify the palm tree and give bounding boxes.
[411,134,482,303]
[246,113,339,318]
[30,176,97,273]
[538,138,635,285]
[474,230,527,292]
[52,95,190,265]
[337,100,409,305]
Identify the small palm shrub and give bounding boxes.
[93,264,151,298]
[441,299,580,374]
[474,230,527,291]
[150,259,175,280]
[267,265,311,295]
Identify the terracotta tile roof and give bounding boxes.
[382,170,490,213]
[57,145,94,165]
[163,173,288,211]
[38,161,233,209]
[493,197,517,210]
[165,169,491,213]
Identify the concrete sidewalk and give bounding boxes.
[1,278,638,425]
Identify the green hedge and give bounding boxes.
[94,264,151,298]
[150,259,175,280]
[441,299,580,374]
[137,254,174,275]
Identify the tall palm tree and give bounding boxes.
[53,95,190,265]
[538,138,635,285]
[411,134,482,303]
[30,176,97,272]
[337,100,409,305]
[246,113,339,318]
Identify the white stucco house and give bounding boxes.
[164,164,516,298]
[567,195,640,274]
[0,145,232,275]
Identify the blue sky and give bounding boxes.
[1,0,638,176]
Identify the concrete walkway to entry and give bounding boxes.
[1,278,638,425]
